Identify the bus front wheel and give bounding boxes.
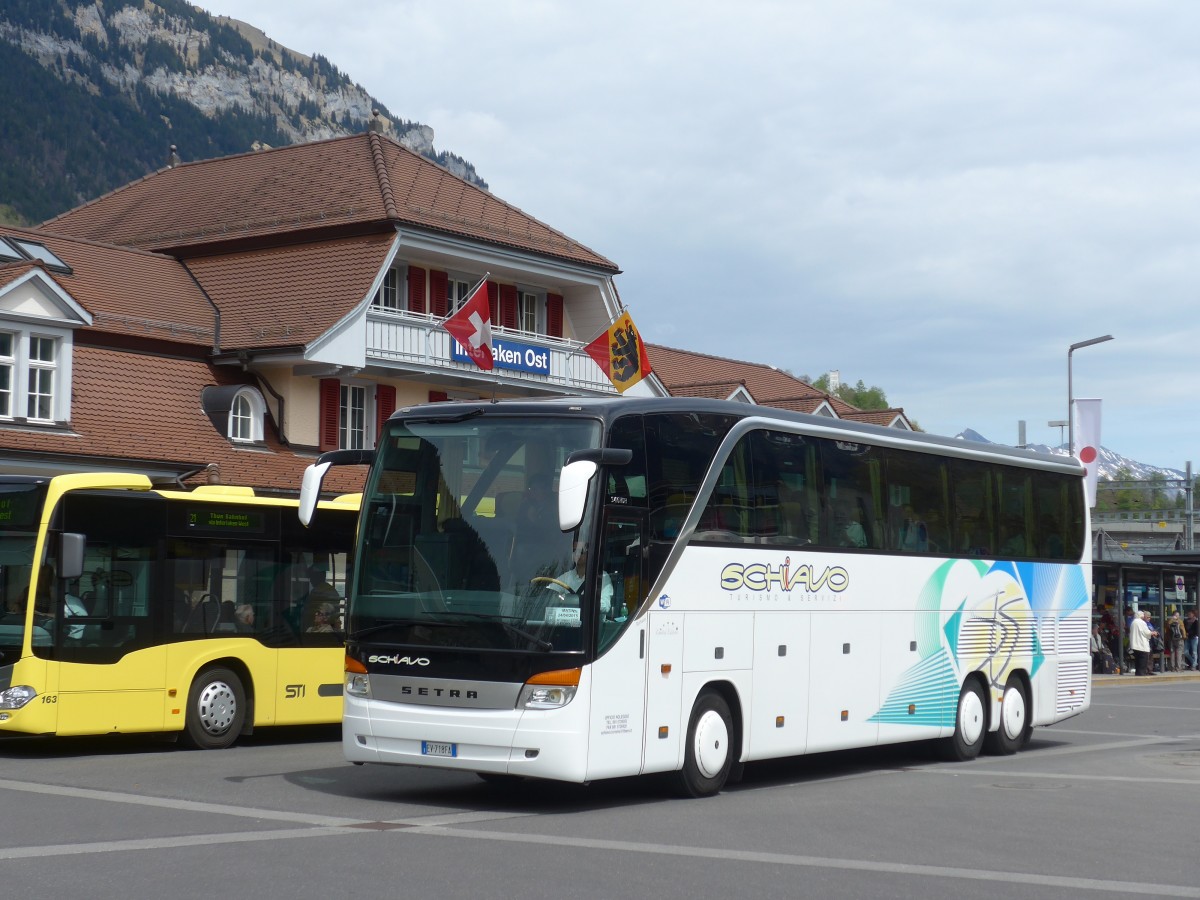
[181,666,246,750]
[940,679,986,761]
[674,691,733,798]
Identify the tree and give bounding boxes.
[810,374,889,411]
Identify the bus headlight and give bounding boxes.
[0,685,37,710]
[518,668,581,710]
[345,655,370,697]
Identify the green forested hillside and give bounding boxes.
[0,0,483,226]
[0,40,291,225]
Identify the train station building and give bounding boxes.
[0,130,906,497]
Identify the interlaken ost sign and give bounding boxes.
[451,337,551,375]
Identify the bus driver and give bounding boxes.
[553,543,616,619]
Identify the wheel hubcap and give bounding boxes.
[960,690,984,745]
[197,681,237,735]
[1001,685,1026,740]
[694,709,730,779]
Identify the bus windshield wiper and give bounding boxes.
[349,619,466,640]
[406,408,485,425]
[435,611,553,651]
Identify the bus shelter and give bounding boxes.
[1092,553,1200,672]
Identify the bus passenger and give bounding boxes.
[837,502,868,548]
[307,602,340,633]
[34,564,87,638]
[235,604,256,633]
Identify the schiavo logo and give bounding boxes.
[720,557,848,594]
[367,654,431,666]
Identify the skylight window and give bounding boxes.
[0,239,23,263]
[7,238,70,273]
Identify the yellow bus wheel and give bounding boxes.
[180,666,246,750]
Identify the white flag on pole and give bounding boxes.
[1073,398,1102,507]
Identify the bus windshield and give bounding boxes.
[352,415,603,652]
[0,482,47,660]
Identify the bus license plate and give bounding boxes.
[422,740,456,758]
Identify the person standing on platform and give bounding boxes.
[1129,609,1153,677]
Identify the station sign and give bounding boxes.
[451,337,551,375]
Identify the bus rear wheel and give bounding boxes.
[674,691,733,798]
[181,666,245,750]
[940,679,986,761]
[984,676,1029,756]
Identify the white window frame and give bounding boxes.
[516,290,541,333]
[0,327,73,425]
[0,331,13,418]
[229,388,266,443]
[339,382,370,451]
[446,274,473,312]
[372,267,401,311]
[26,334,56,422]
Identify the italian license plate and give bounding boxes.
[422,740,457,758]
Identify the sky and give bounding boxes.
[199,0,1200,470]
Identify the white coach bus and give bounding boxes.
[300,397,1090,796]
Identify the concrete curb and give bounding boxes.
[1094,670,1200,687]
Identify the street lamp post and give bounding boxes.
[1067,334,1114,457]
[1048,419,1068,450]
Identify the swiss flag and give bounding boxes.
[441,278,494,370]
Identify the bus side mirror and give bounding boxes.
[60,533,85,580]
[558,460,597,532]
[299,461,331,527]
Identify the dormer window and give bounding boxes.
[201,385,267,445]
[229,390,264,442]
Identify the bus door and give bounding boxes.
[584,515,651,781]
[52,492,167,736]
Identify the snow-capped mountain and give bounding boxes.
[955,429,1185,483]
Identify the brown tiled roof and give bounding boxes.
[647,343,909,425]
[184,232,395,350]
[840,408,909,428]
[0,227,214,345]
[649,344,826,405]
[41,133,617,272]
[0,345,364,495]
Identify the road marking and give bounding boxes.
[2,774,1197,896]
[4,806,1199,897]
[920,768,1200,788]
[962,735,1173,762]
[406,825,1200,897]
[0,827,360,860]
[0,777,360,827]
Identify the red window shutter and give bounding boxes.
[499,284,518,330]
[546,293,563,337]
[487,281,499,324]
[408,266,427,314]
[318,379,340,451]
[374,384,396,447]
[429,270,448,317]
[428,391,449,403]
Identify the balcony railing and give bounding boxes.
[365,309,614,394]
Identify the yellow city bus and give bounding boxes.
[0,473,358,748]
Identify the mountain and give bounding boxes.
[955,430,1186,483]
[0,0,485,225]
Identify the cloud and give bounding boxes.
[201,0,1200,467]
